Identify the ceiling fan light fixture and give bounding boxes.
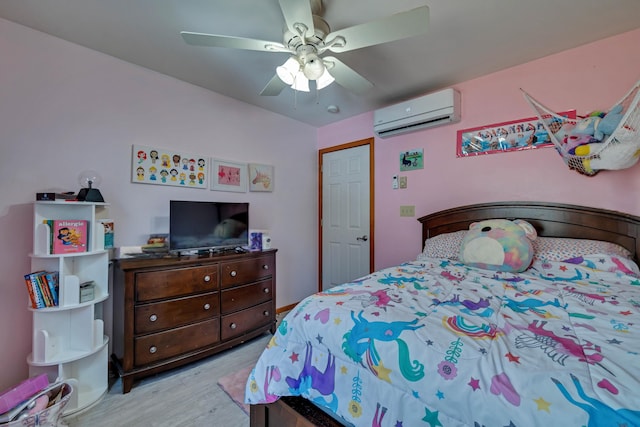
[276,57,300,85]
[302,53,325,80]
[291,71,310,92]
[316,68,335,90]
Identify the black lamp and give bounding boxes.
[77,171,105,202]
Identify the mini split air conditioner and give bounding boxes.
[373,88,461,138]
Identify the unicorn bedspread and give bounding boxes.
[245,254,640,427]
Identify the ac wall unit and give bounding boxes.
[373,88,461,138]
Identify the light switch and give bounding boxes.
[399,176,407,189]
[400,205,415,217]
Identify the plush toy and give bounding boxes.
[459,219,537,273]
[594,104,624,140]
[570,113,603,137]
[575,127,640,175]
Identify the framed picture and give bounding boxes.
[211,159,248,192]
[456,110,576,157]
[400,149,424,171]
[131,144,208,188]
[248,163,274,192]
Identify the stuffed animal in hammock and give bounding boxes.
[459,219,537,273]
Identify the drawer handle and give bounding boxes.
[262,264,269,270]
[263,288,270,294]
[204,303,211,310]
[204,275,211,282]
[149,314,158,322]
[149,346,157,354]
[230,270,237,277]
[263,311,270,316]
[230,323,237,329]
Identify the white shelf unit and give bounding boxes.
[27,201,110,416]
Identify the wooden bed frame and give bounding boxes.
[250,201,640,427]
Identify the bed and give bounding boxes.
[247,201,640,427]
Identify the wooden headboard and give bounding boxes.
[417,201,640,263]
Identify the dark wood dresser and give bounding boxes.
[112,249,276,393]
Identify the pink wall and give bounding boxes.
[319,28,640,269]
[0,18,318,390]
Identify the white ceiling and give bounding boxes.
[2,0,639,127]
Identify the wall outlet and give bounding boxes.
[399,176,407,189]
[400,205,415,217]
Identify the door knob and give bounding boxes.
[356,235,368,241]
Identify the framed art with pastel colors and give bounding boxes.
[131,145,209,188]
[211,159,248,192]
[248,163,274,192]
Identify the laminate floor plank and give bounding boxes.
[64,333,271,427]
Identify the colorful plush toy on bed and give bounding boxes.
[459,219,537,272]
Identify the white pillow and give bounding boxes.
[417,230,466,261]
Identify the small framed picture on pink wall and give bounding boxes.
[248,163,274,192]
[211,159,248,192]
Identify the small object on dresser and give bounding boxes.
[249,229,271,251]
[79,281,96,303]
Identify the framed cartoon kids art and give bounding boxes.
[131,145,209,188]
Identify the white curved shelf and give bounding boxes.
[28,200,111,416]
[27,336,109,366]
[29,249,109,259]
[27,292,109,312]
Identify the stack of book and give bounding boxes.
[23,271,59,309]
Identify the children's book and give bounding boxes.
[23,274,40,309]
[35,272,54,307]
[52,220,88,254]
[45,271,59,306]
[26,272,46,308]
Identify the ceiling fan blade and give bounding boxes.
[260,75,289,96]
[324,56,373,95]
[325,6,429,53]
[278,0,315,35]
[181,31,288,53]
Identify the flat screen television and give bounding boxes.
[169,200,249,253]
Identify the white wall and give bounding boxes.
[0,18,318,389]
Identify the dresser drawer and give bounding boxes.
[220,255,274,289]
[135,265,218,302]
[221,279,272,315]
[221,301,273,341]
[134,318,220,366]
[135,292,219,334]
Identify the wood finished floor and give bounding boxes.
[63,333,271,427]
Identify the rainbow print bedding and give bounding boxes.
[245,254,640,426]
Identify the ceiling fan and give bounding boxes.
[180,0,429,96]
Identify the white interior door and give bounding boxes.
[321,144,371,290]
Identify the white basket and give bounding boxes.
[522,79,640,176]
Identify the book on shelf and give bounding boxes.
[23,274,41,309]
[44,271,59,306]
[99,219,114,249]
[51,219,89,254]
[23,271,59,308]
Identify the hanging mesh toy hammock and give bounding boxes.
[522,79,640,176]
